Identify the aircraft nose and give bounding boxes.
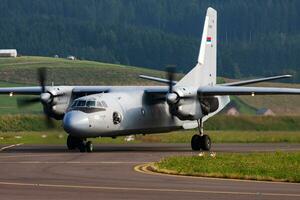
[63,111,89,135]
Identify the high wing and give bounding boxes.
[198,85,300,96]
[0,87,42,95]
[221,75,292,86]
[0,86,111,96]
[72,86,111,95]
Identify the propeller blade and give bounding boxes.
[38,67,46,93]
[166,67,175,93]
[17,97,40,108]
[45,115,55,129]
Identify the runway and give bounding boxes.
[0,143,299,200]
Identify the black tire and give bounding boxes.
[191,134,201,151]
[78,141,86,152]
[201,134,211,151]
[67,135,77,150]
[86,141,93,153]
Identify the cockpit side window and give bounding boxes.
[96,101,102,107]
[71,100,78,108]
[86,101,96,107]
[101,101,108,108]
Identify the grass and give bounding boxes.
[1,130,300,145]
[227,96,257,115]
[154,152,300,182]
[0,56,169,86]
[139,130,300,143]
[0,131,131,145]
[0,115,300,132]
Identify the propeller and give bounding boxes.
[165,67,199,120]
[166,67,180,105]
[17,68,56,128]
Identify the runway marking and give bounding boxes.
[0,143,23,152]
[134,163,300,186]
[0,154,74,159]
[0,161,144,164]
[0,181,299,197]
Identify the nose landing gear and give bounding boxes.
[191,119,211,151]
[67,135,93,152]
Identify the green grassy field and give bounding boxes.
[0,115,300,132]
[1,115,300,145]
[0,56,168,86]
[1,130,300,145]
[154,152,300,182]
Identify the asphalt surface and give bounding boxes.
[0,143,299,200]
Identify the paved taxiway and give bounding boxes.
[0,143,299,200]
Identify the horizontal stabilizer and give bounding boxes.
[139,75,177,85]
[198,85,300,96]
[222,75,292,86]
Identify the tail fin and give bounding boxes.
[177,7,217,87]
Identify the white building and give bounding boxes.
[0,49,17,58]
[226,107,240,116]
[67,55,76,60]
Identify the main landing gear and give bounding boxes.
[191,119,211,151]
[67,135,94,152]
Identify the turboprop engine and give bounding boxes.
[167,87,202,120]
[17,68,73,124]
[41,86,73,119]
[165,68,219,120]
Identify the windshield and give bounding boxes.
[77,100,86,107]
[70,99,107,113]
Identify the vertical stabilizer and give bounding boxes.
[177,7,217,87]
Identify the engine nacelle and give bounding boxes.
[168,87,220,120]
[43,86,74,120]
[168,87,202,120]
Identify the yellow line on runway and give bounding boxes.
[134,163,300,186]
[0,143,23,152]
[0,181,299,197]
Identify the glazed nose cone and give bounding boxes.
[63,111,89,135]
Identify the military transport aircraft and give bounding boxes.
[1,7,300,152]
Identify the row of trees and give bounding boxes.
[0,0,299,81]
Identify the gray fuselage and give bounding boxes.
[62,86,229,138]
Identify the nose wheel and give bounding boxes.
[67,135,93,152]
[191,119,211,151]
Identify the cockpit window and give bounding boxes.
[71,100,78,108]
[101,101,108,108]
[86,101,96,107]
[77,100,86,107]
[97,101,103,107]
[70,98,107,113]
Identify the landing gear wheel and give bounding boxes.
[67,135,78,150]
[78,141,86,152]
[201,134,211,151]
[191,134,201,151]
[86,141,93,153]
